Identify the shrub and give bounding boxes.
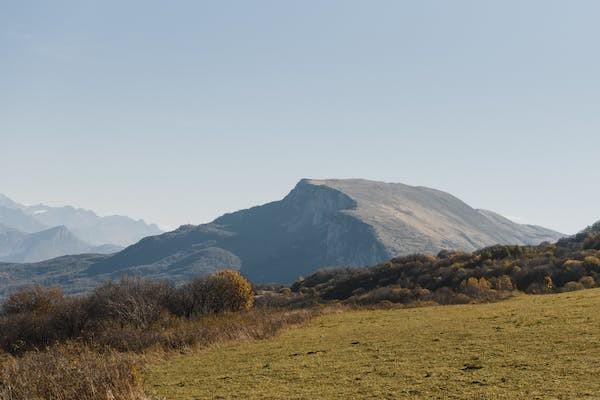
[1,286,64,316]
[0,270,260,354]
[169,270,253,317]
[562,281,584,292]
[350,286,415,305]
[206,270,254,313]
[579,276,596,289]
[494,275,514,291]
[584,256,600,269]
[432,287,457,305]
[88,277,173,329]
[526,276,554,294]
[459,277,494,299]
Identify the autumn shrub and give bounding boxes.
[562,281,585,292]
[579,276,596,289]
[206,270,254,313]
[0,271,259,354]
[493,275,514,291]
[459,277,495,300]
[1,286,64,316]
[584,256,600,270]
[168,270,253,317]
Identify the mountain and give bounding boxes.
[0,194,25,210]
[0,224,28,259]
[0,206,47,233]
[87,179,565,283]
[0,225,122,263]
[23,204,163,246]
[0,195,162,247]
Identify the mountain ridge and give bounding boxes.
[87,178,565,283]
[0,225,122,263]
[0,194,163,247]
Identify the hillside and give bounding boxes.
[284,218,600,306]
[145,288,600,399]
[0,254,108,298]
[88,179,564,283]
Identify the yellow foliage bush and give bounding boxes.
[209,270,254,312]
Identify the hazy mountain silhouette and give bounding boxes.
[0,194,162,247]
[0,225,121,263]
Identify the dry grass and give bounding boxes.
[0,308,316,400]
[145,289,600,399]
[92,308,317,353]
[0,344,147,400]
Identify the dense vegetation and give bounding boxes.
[257,222,600,307]
[0,270,312,400]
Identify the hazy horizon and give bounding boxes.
[3,1,599,234]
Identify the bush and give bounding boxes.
[584,256,600,269]
[207,270,254,313]
[169,270,253,317]
[1,286,64,316]
[350,286,415,305]
[562,281,584,292]
[0,270,257,355]
[579,276,596,289]
[526,276,554,294]
[88,277,173,329]
[459,277,494,299]
[494,275,514,291]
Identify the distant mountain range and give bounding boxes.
[0,194,162,262]
[88,179,564,282]
[0,225,121,263]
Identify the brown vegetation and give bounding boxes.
[0,270,260,355]
[0,345,146,400]
[280,223,600,307]
[0,269,314,400]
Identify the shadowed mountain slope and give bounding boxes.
[87,179,564,283]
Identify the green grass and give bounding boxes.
[145,289,600,399]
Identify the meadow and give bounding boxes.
[145,289,600,399]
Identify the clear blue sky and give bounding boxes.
[1,1,598,234]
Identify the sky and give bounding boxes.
[1,1,599,234]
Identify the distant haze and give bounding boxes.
[2,1,599,234]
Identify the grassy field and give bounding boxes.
[145,289,600,399]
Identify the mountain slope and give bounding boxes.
[0,206,47,233]
[0,254,109,298]
[0,226,121,263]
[88,179,565,283]
[0,195,162,247]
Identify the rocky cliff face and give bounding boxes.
[86,179,564,283]
[306,179,563,256]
